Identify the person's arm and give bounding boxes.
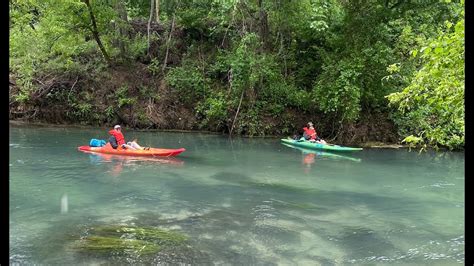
[109,136,118,149]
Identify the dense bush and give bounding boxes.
[386,2,464,150]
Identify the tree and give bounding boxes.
[386,1,464,150]
[83,0,112,65]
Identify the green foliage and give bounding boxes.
[165,60,210,105]
[138,84,160,100]
[105,105,115,119]
[236,108,264,137]
[196,92,228,129]
[147,58,161,76]
[71,102,93,119]
[386,2,464,150]
[177,0,217,34]
[312,57,363,122]
[116,85,137,108]
[127,33,148,60]
[214,33,295,104]
[10,0,117,98]
[214,33,262,94]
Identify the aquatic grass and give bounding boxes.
[72,225,188,256]
[73,236,161,254]
[93,225,188,245]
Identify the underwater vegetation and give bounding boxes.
[72,225,188,256]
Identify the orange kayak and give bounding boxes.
[78,143,185,157]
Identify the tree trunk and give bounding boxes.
[83,0,112,65]
[230,89,245,136]
[155,0,160,23]
[115,0,129,56]
[257,0,270,50]
[162,14,176,73]
[147,0,155,56]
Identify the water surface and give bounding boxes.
[10,125,464,264]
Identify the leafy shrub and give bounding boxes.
[116,85,137,108]
[195,92,228,129]
[386,8,464,150]
[165,61,209,105]
[147,58,161,76]
[312,57,363,122]
[128,33,148,60]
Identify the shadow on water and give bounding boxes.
[202,171,452,236]
[331,226,397,261]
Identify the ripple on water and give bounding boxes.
[347,235,465,264]
[419,182,456,189]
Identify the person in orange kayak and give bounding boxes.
[108,125,149,150]
[302,122,327,144]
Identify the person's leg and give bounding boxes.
[123,143,138,150]
[128,141,143,150]
[316,138,326,144]
[315,136,326,144]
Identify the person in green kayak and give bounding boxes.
[302,122,327,144]
[108,125,149,150]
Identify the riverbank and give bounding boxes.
[10,120,407,149]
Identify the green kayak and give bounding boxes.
[281,143,361,162]
[281,138,363,152]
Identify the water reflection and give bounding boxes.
[87,153,184,176]
[281,143,361,173]
[303,153,316,173]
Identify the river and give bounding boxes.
[9,125,464,264]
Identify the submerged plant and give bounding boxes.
[71,225,188,256]
[93,225,188,245]
[74,236,160,254]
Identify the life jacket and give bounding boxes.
[108,129,126,145]
[303,127,317,140]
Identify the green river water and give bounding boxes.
[9,125,464,265]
